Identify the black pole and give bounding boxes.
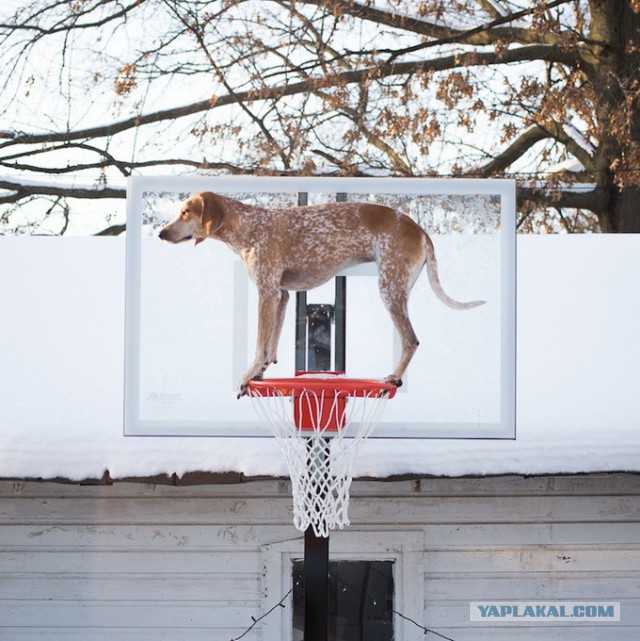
[303,302,334,641]
[334,276,346,372]
[335,192,348,374]
[295,291,307,372]
[304,528,329,641]
[295,192,309,373]
[306,304,333,371]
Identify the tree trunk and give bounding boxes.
[609,186,640,232]
[588,0,640,232]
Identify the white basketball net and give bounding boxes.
[247,378,392,538]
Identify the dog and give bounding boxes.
[159,191,485,396]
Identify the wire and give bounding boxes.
[229,586,294,641]
[393,609,458,640]
[227,583,459,641]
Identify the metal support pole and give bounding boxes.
[334,276,346,372]
[306,304,333,371]
[335,193,348,373]
[304,527,330,641]
[295,291,307,372]
[303,301,334,641]
[295,192,309,374]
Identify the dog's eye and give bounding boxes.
[180,211,189,219]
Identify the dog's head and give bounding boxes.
[158,191,224,246]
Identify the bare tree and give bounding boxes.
[1,0,639,233]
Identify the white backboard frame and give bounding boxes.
[124,176,516,439]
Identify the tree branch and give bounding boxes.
[295,0,575,47]
[541,121,595,170]
[518,183,607,215]
[474,124,552,176]
[0,178,125,201]
[0,0,150,35]
[0,44,578,149]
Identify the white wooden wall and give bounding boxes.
[0,474,638,640]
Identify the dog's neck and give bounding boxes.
[211,198,260,247]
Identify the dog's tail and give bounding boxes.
[424,235,486,310]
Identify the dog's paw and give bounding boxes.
[237,383,249,399]
[236,373,264,399]
[383,375,403,388]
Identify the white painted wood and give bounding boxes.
[4,493,638,525]
[0,474,638,640]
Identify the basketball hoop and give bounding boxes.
[246,372,396,538]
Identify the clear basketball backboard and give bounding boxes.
[124,176,515,438]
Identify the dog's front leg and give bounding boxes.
[265,290,289,366]
[237,288,282,397]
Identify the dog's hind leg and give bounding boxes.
[377,259,422,387]
[382,301,419,387]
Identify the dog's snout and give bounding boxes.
[158,227,169,240]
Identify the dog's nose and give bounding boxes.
[158,227,169,240]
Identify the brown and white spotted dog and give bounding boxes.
[159,191,485,396]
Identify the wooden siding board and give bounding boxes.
[1,479,292,499]
[0,524,298,548]
[0,497,291,524]
[410,627,639,641]
[0,550,262,574]
[425,547,640,573]
[0,601,258,628]
[0,573,260,601]
[3,494,639,525]
[3,475,638,498]
[423,522,640,546]
[0,497,294,525]
[348,495,640,524]
[424,574,640,600]
[0,630,260,641]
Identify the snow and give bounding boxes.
[562,120,596,156]
[484,0,509,17]
[1,234,639,481]
[544,159,585,175]
[0,173,126,193]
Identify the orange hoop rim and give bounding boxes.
[246,375,397,399]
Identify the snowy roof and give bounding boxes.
[1,235,639,481]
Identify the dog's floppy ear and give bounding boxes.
[196,191,225,245]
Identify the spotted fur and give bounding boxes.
[159,191,485,396]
